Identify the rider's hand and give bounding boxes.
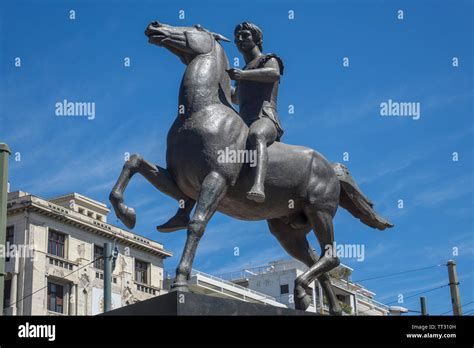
[226,68,244,81]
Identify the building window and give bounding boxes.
[48,230,66,258]
[5,226,14,262]
[135,260,149,284]
[280,284,289,295]
[93,245,104,270]
[4,279,11,309]
[47,282,64,313]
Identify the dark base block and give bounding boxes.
[101,291,316,316]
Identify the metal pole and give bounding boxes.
[0,143,12,315]
[103,242,112,312]
[447,260,462,315]
[420,296,427,316]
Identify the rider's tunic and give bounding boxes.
[237,53,285,141]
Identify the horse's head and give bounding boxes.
[145,21,230,65]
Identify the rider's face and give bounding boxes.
[235,29,256,53]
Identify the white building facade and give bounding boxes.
[219,259,390,315]
[3,191,172,315]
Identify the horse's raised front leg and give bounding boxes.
[172,171,228,290]
[109,154,188,229]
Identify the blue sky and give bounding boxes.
[1,0,472,315]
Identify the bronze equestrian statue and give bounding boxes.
[109,21,393,315]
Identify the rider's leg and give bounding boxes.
[246,118,277,203]
[156,198,196,233]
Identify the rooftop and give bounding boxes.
[218,258,353,281]
[217,258,380,300]
[50,192,110,216]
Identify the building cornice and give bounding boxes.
[7,195,173,259]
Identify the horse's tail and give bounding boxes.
[332,163,394,231]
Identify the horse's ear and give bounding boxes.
[212,32,230,42]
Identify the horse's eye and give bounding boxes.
[195,24,203,30]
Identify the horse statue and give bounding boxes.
[109,21,393,315]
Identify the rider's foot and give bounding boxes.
[246,187,265,203]
[156,213,189,233]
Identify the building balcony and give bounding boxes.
[47,254,77,271]
[135,281,161,296]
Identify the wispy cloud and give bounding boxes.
[413,175,473,207]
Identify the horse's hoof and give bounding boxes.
[247,190,265,203]
[294,284,311,311]
[171,281,190,292]
[294,294,312,311]
[117,204,136,229]
[329,302,343,316]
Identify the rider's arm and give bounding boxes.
[240,58,280,83]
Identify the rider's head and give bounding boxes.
[234,22,263,53]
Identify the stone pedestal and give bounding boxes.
[101,291,315,316]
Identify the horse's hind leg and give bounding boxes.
[109,154,191,229]
[267,218,341,314]
[173,171,228,290]
[295,206,342,315]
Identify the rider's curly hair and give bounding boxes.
[234,22,263,51]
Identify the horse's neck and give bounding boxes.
[179,44,231,114]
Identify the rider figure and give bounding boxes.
[156,22,284,232]
[228,21,284,203]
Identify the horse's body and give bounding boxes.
[109,21,393,315]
